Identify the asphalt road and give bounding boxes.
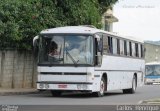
[0,85,160,105]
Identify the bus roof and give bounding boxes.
[40,26,144,43]
[146,62,160,65]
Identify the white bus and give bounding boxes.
[145,62,160,85]
[33,26,145,97]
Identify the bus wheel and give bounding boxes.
[123,75,137,94]
[93,77,106,97]
[51,90,62,97]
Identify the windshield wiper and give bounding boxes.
[65,49,79,66]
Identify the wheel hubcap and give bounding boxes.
[100,80,105,95]
[133,78,136,91]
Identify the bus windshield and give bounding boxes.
[146,65,160,76]
[38,34,94,66]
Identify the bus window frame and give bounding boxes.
[98,33,144,60]
[94,33,103,66]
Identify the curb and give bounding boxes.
[0,89,39,96]
[140,100,160,105]
[141,101,160,105]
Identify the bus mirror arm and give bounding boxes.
[33,36,39,47]
[33,36,39,58]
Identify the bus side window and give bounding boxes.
[126,41,130,56]
[120,39,124,55]
[108,36,113,54]
[124,40,127,56]
[103,34,109,54]
[141,44,145,58]
[138,44,141,58]
[98,38,103,53]
[132,42,136,57]
[129,42,132,56]
[95,34,102,66]
[135,43,139,57]
[112,38,117,55]
[95,34,103,53]
[117,39,120,55]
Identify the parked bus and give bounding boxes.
[33,26,145,97]
[145,62,160,85]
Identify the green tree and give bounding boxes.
[0,0,118,50]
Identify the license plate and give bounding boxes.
[58,84,67,88]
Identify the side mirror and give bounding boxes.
[33,36,39,47]
[33,36,39,57]
[95,36,102,66]
[95,35,100,42]
[95,35,102,52]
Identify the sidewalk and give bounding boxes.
[0,88,39,96]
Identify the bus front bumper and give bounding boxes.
[145,78,160,84]
[37,81,93,91]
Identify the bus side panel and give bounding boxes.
[106,71,133,91]
[137,72,144,86]
[95,55,145,91]
[92,71,102,92]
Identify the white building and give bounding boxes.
[102,8,118,32]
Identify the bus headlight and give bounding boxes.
[82,84,88,90]
[87,72,92,75]
[87,72,94,81]
[77,84,88,90]
[39,83,44,89]
[45,84,49,89]
[77,84,81,90]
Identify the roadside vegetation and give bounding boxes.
[0,0,118,50]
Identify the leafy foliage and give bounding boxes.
[0,0,118,50]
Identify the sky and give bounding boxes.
[113,0,160,41]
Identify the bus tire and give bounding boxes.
[123,75,137,94]
[51,90,62,97]
[93,77,106,97]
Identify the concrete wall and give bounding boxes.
[0,50,37,89]
[145,43,160,63]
